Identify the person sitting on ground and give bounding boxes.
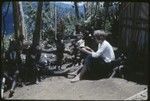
[66,34,85,68]
[70,30,115,82]
[25,44,42,84]
[68,33,94,76]
[76,34,87,65]
[7,37,24,97]
[55,37,65,70]
[66,39,78,68]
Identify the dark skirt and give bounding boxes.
[79,55,111,80]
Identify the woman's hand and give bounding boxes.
[78,46,94,55]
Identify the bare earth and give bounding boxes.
[3,77,147,100]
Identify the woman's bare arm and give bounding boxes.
[78,46,94,55]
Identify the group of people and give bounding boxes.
[1,36,45,98]
[1,37,25,98]
[1,29,116,98]
[41,29,116,83]
[53,29,116,83]
[62,30,115,82]
[69,30,115,82]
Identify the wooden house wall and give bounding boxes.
[118,2,149,76]
[119,2,149,56]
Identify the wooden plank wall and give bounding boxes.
[118,2,149,75]
[119,2,149,56]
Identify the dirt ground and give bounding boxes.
[2,53,148,100]
[3,77,147,100]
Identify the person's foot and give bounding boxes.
[70,75,80,83]
[1,88,4,99]
[9,90,14,98]
[35,80,39,84]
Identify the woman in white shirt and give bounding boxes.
[71,30,115,82]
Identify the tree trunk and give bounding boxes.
[103,2,110,30]
[95,2,99,16]
[90,2,94,16]
[19,2,27,41]
[12,1,27,45]
[93,2,99,28]
[12,2,20,40]
[32,2,43,47]
[1,2,4,35]
[1,2,4,54]
[74,2,79,23]
[83,3,87,20]
[85,2,91,19]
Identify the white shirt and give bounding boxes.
[91,40,115,63]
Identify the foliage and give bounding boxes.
[87,2,120,32]
[2,1,120,44]
[22,2,37,40]
[1,35,12,52]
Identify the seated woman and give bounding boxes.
[71,30,115,82]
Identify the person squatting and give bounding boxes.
[70,30,115,82]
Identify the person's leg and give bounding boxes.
[55,55,59,70]
[68,66,82,76]
[78,52,86,66]
[53,68,70,76]
[78,66,88,80]
[92,57,107,79]
[1,77,6,99]
[80,55,105,80]
[17,62,24,86]
[29,63,39,84]
[70,73,80,83]
[71,55,93,82]
[34,65,41,84]
[73,52,78,66]
[56,55,63,70]
[56,60,60,70]
[9,80,16,97]
[9,70,19,97]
